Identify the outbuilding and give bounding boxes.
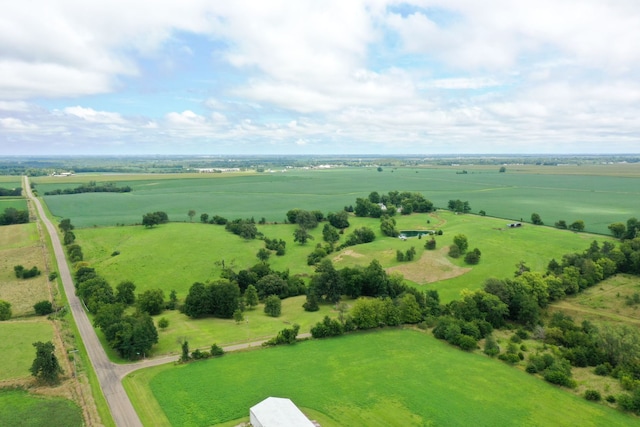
[249,397,315,427]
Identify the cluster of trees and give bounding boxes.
[554,219,585,231]
[0,186,21,196]
[200,213,228,225]
[447,199,471,213]
[183,262,307,319]
[0,207,29,225]
[396,247,416,262]
[44,181,131,195]
[179,341,225,363]
[74,267,160,359]
[59,218,76,245]
[14,265,41,279]
[225,218,258,239]
[354,191,434,218]
[142,211,169,228]
[446,234,481,264]
[608,217,640,240]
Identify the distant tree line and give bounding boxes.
[0,187,22,196]
[44,181,131,195]
[353,190,434,218]
[0,207,29,225]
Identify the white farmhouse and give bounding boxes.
[249,397,315,427]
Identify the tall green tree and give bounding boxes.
[30,341,63,384]
[608,222,626,239]
[137,289,165,315]
[115,281,136,305]
[188,210,196,222]
[294,227,313,245]
[264,295,282,317]
[244,284,259,309]
[322,223,340,244]
[453,234,469,253]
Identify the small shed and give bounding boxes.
[249,397,314,427]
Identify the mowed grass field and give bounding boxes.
[0,223,51,316]
[124,328,636,427]
[32,164,640,233]
[0,319,54,380]
[0,198,27,211]
[0,389,83,427]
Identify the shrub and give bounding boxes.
[594,363,612,376]
[111,251,120,256]
[157,317,169,329]
[483,334,500,357]
[448,245,460,258]
[48,272,58,281]
[425,238,436,250]
[458,335,478,352]
[605,395,616,403]
[0,300,12,321]
[211,343,225,357]
[498,353,520,364]
[510,334,522,343]
[584,390,601,401]
[34,300,54,316]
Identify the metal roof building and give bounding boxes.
[249,397,315,427]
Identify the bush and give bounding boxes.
[605,395,616,403]
[0,300,12,321]
[48,272,58,281]
[448,245,460,258]
[584,390,601,401]
[498,353,520,364]
[594,363,612,376]
[157,317,169,329]
[211,343,225,357]
[458,335,478,352]
[34,300,54,316]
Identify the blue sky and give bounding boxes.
[1,1,639,155]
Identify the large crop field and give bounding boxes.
[33,165,640,233]
[124,328,635,426]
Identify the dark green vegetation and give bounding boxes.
[30,341,63,384]
[43,181,131,195]
[0,207,29,225]
[33,164,640,233]
[0,389,84,427]
[126,329,635,426]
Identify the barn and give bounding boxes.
[249,397,315,427]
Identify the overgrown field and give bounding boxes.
[124,329,636,427]
[0,223,51,316]
[0,389,83,427]
[0,320,54,380]
[550,274,640,326]
[33,165,640,233]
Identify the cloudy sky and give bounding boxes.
[1,1,639,155]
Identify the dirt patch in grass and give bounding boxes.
[332,249,365,263]
[387,247,470,284]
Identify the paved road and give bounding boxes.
[25,177,143,427]
[25,177,313,426]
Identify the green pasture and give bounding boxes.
[125,329,635,427]
[33,167,640,233]
[76,211,614,305]
[0,320,54,380]
[0,389,83,427]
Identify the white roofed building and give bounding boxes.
[249,397,315,427]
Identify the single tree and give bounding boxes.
[188,209,196,222]
[425,238,436,250]
[264,295,282,317]
[157,317,169,329]
[137,289,165,315]
[569,220,585,232]
[30,341,62,384]
[233,309,244,324]
[322,223,340,244]
[58,218,74,233]
[244,285,259,310]
[608,222,626,239]
[293,227,313,245]
[257,248,271,263]
[453,234,469,253]
[166,289,178,310]
[531,213,543,225]
[180,340,190,363]
[33,300,54,315]
[115,280,136,305]
[200,213,209,223]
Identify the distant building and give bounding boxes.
[249,397,315,427]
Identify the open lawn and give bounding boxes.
[124,328,636,427]
[33,166,640,233]
[0,319,54,380]
[0,223,51,316]
[0,389,83,427]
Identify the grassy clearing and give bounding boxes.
[125,329,635,427]
[0,223,51,316]
[0,389,84,427]
[33,167,640,233]
[0,319,54,380]
[549,275,640,325]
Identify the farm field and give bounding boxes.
[124,328,636,427]
[0,198,27,211]
[0,223,51,316]
[32,165,640,233]
[0,320,54,380]
[0,389,83,427]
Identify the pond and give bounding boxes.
[399,230,434,238]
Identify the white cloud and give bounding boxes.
[0,117,37,130]
[64,106,126,124]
